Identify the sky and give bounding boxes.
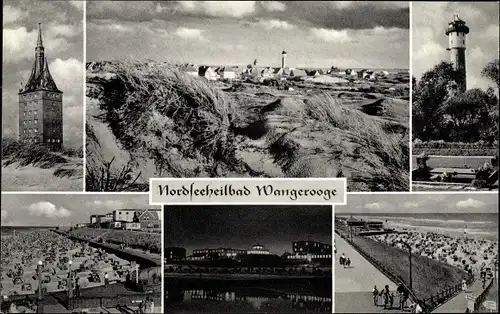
[412,1,499,90]
[1,194,158,227]
[2,0,84,149]
[165,205,332,255]
[87,1,409,69]
[336,193,498,214]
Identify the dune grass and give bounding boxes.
[88,60,409,191]
[85,121,148,192]
[352,235,469,301]
[264,94,409,191]
[89,59,247,179]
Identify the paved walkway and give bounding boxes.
[335,234,406,313]
[433,277,492,313]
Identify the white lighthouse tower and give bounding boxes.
[281,50,287,69]
[445,13,469,92]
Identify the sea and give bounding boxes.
[1,226,55,235]
[337,213,498,241]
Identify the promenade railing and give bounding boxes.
[334,224,474,313]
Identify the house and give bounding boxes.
[217,67,237,80]
[289,69,307,78]
[199,66,217,81]
[369,73,378,80]
[308,69,324,77]
[184,65,199,77]
[134,208,162,229]
[113,209,136,222]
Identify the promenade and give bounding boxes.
[334,234,404,313]
[433,277,493,313]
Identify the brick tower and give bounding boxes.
[18,23,63,151]
[445,14,469,92]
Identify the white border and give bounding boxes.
[149,177,348,206]
[331,204,335,313]
[82,1,87,192]
[409,0,413,192]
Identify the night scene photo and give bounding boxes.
[164,205,333,313]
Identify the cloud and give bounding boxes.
[49,58,83,104]
[261,1,286,12]
[68,1,84,11]
[93,200,125,208]
[3,22,81,63]
[3,5,29,24]
[403,201,420,209]
[456,198,486,209]
[257,19,295,30]
[175,27,204,40]
[364,202,382,210]
[177,1,256,18]
[28,202,71,218]
[310,28,352,43]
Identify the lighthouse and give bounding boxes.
[445,14,469,92]
[281,50,287,68]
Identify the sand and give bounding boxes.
[1,160,83,191]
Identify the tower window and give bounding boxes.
[34,128,38,133]
[34,138,38,143]
[28,110,31,115]
[23,111,26,116]
[23,129,26,134]
[34,119,38,124]
[57,139,60,143]
[34,110,37,115]
[28,129,32,133]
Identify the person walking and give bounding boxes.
[461,279,467,293]
[372,286,379,306]
[104,272,109,288]
[340,253,345,266]
[75,277,81,297]
[382,285,391,309]
[346,258,351,268]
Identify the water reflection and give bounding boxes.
[166,288,332,312]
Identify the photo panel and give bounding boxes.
[334,193,498,313]
[164,205,333,313]
[0,194,162,313]
[411,1,499,191]
[2,0,85,191]
[85,1,410,192]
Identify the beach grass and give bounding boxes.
[351,235,469,301]
[1,137,83,181]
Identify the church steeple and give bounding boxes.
[20,23,61,94]
[36,23,43,48]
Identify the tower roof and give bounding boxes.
[445,14,469,35]
[282,50,287,54]
[20,24,61,94]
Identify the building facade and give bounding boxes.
[113,209,136,222]
[134,208,161,229]
[166,247,187,263]
[18,23,63,150]
[293,241,332,255]
[191,247,247,260]
[446,14,469,91]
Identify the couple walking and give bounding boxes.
[339,253,351,268]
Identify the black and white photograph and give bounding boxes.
[0,194,162,313]
[2,0,84,191]
[334,193,498,313]
[412,2,499,191]
[165,205,332,313]
[86,1,410,192]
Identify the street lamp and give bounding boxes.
[400,241,413,292]
[68,260,73,299]
[37,261,43,313]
